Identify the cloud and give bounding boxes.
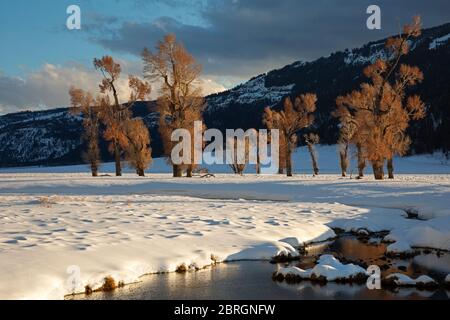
[0,63,125,114]
[89,0,450,82]
[0,61,225,114]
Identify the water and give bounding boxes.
[69,235,450,300]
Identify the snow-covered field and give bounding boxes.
[0,146,449,299]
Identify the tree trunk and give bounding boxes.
[137,168,145,177]
[91,163,98,177]
[372,160,384,180]
[114,142,122,176]
[186,165,193,178]
[387,158,394,179]
[286,146,293,177]
[339,146,348,177]
[357,143,365,178]
[278,145,285,174]
[172,164,183,177]
[307,144,319,176]
[256,152,261,174]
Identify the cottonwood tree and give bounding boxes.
[228,137,248,175]
[260,123,286,174]
[125,118,152,176]
[277,133,287,174]
[93,56,151,176]
[69,88,101,176]
[255,131,261,174]
[263,94,317,176]
[142,34,205,177]
[335,16,425,180]
[304,133,320,176]
[333,105,366,178]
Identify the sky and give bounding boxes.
[0,0,449,114]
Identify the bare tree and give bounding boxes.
[333,103,366,178]
[228,137,248,175]
[304,133,320,176]
[335,17,425,180]
[93,56,151,176]
[69,88,101,176]
[263,94,317,176]
[125,118,152,176]
[142,34,205,177]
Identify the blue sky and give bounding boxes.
[0,0,449,114]
[0,0,205,76]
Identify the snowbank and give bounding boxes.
[385,273,437,287]
[0,193,339,299]
[0,164,449,299]
[330,211,450,253]
[275,254,367,282]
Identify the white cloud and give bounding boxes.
[0,63,127,114]
[197,78,227,96]
[0,62,226,115]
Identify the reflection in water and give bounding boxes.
[303,235,450,282]
[69,236,450,300]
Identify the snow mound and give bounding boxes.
[225,241,299,261]
[276,266,312,279]
[275,254,367,282]
[330,209,450,253]
[386,240,414,255]
[385,273,437,287]
[312,255,368,281]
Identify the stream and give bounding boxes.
[69,235,450,300]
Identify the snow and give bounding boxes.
[0,192,341,299]
[277,267,312,279]
[0,146,449,299]
[429,33,450,49]
[344,48,388,66]
[207,75,295,110]
[386,240,413,255]
[446,274,450,284]
[276,254,367,281]
[2,145,448,175]
[386,273,436,287]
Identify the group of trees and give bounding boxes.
[70,57,152,177]
[334,16,426,180]
[71,17,426,180]
[143,34,205,177]
[70,34,204,178]
[259,17,426,180]
[263,95,318,177]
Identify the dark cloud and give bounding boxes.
[90,0,450,80]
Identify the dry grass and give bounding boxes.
[100,276,116,292]
[210,254,219,264]
[37,196,57,208]
[175,263,188,273]
[84,285,93,295]
[37,195,86,208]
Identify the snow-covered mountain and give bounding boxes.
[1,23,449,167]
[204,22,450,151]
